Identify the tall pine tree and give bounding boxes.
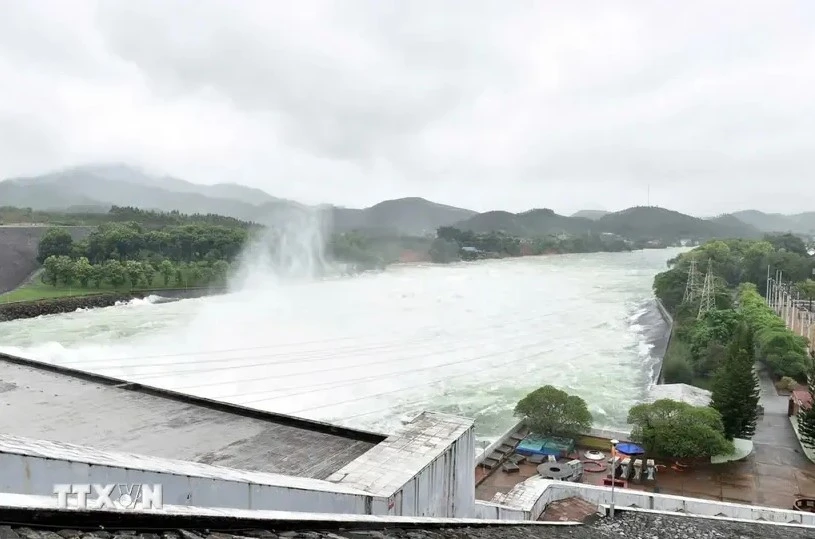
[797,365,815,448]
[710,323,760,440]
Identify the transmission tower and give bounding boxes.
[697,259,715,319]
[682,258,699,304]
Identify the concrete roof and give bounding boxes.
[328,411,473,495]
[0,353,382,480]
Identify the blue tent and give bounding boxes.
[616,442,645,455]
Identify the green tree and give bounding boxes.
[72,257,94,288]
[142,262,157,287]
[188,263,203,286]
[37,228,74,263]
[514,385,593,439]
[54,255,75,285]
[90,264,105,288]
[159,259,175,286]
[212,259,230,285]
[175,265,186,287]
[125,260,145,288]
[627,399,734,460]
[429,238,460,263]
[709,324,760,439]
[797,366,815,449]
[42,255,60,286]
[798,279,815,311]
[103,259,127,288]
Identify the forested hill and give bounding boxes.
[3,163,810,240]
[452,206,762,243]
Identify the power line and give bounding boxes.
[285,341,576,415]
[226,339,571,405]
[131,316,568,388]
[50,309,557,368]
[325,364,547,423]
[63,312,559,379]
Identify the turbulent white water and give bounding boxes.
[0,248,684,441]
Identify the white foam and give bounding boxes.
[0,228,686,437]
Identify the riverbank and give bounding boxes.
[0,287,227,322]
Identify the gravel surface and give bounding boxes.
[2,512,814,539]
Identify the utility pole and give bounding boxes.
[697,259,715,319]
[766,265,771,304]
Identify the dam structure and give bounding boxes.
[2,350,815,534]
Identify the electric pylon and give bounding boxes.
[682,258,699,304]
[697,259,715,319]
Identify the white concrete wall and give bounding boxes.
[473,500,527,520]
[385,423,476,518]
[0,452,375,514]
[497,477,815,525]
[475,419,525,465]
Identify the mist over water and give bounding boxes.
[0,213,684,441]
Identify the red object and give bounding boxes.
[793,390,813,410]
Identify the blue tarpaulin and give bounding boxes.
[616,443,645,455]
[515,436,575,456]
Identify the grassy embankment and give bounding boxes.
[0,269,213,303]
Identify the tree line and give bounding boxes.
[514,385,736,461]
[38,222,248,266]
[41,255,230,290]
[651,232,815,451]
[429,226,630,263]
[653,233,814,386]
[36,222,246,290]
[1,205,256,229]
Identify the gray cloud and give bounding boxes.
[0,0,813,215]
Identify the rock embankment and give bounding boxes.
[0,287,227,322]
[0,225,93,294]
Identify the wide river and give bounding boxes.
[0,247,683,442]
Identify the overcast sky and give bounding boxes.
[1,1,813,215]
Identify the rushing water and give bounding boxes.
[0,248,683,441]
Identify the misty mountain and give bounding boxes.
[570,210,610,220]
[596,206,760,241]
[454,206,761,242]
[0,165,475,236]
[730,210,815,235]
[455,208,594,236]
[1,164,794,241]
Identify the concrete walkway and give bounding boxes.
[751,367,815,506]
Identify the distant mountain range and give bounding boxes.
[1,164,813,240]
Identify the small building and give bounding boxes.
[789,389,813,416]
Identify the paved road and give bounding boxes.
[753,367,810,469]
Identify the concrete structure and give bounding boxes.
[1,492,814,538]
[3,344,814,528]
[648,382,712,406]
[497,477,815,526]
[0,355,380,479]
[0,352,476,519]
